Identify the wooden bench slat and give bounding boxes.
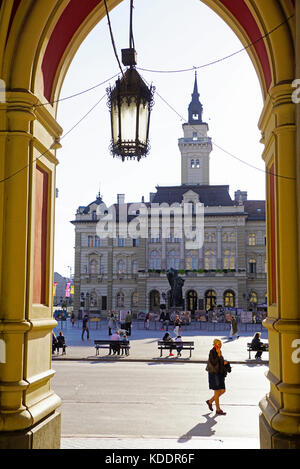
[94,340,130,357]
[247,342,268,359]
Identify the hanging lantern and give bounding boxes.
[107,49,155,162]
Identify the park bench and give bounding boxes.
[94,339,130,357]
[247,342,269,359]
[157,340,194,358]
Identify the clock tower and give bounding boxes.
[178,72,212,185]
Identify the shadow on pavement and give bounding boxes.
[178,413,218,441]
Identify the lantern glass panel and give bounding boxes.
[138,102,149,144]
[120,97,137,143]
[112,103,119,144]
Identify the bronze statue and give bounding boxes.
[167,268,185,307]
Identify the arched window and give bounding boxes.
[224,290,235,308]
[149,250,161,269]
[191,159,195,168]
[94,235,100,247]
[196,159,200,168]
[205,290,217,311]
[249,291,258,305]
[249,258,257,273]
[186,290,198,312]
[117,259,126,274]
[117,292,125,307]
[167,250,179,269]
[204,250,216,270]
[224,250,235,269]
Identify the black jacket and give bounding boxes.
[251,336,263,350]
[206,347,225,374]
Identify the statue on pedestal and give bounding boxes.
[167,268,185,307]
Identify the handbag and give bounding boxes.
[223,362,232,377]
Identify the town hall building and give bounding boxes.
[71,75,267,317]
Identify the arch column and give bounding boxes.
[0,90,62,448]
[258,81,300,448]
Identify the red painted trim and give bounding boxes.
[33,166,49,305]
[269,165,277,304]
[42,0,101,101]
[220,0,272,89]
[42,0,273,101]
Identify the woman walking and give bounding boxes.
[205,339,228,415]
[173,314,182,337]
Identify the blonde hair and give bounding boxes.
[213,339,222,347]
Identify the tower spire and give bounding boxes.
[188,71,203,124]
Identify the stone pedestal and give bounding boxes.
[0,411,61,449]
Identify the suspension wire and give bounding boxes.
[26,13,294,109]
[137,14,294,74]
[103,0,124,77]
[0,93,106,185]
[33,72,120,109]
[129,0,135,50]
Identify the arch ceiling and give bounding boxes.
[0,0,295,110]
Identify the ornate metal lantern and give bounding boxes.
[107,49,155,162]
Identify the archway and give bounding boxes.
[205,289,217,311]
[0,0,299,450]
[149,289,160,312]
[186,290,198,314]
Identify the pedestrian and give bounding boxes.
[145,312,150,330]
[173,314,182,337]
[81,314,90,341]
[164,311,170,331]
[56,330,67,354]
[205,339,228,415]
[159,310,166,331]
[175,335,183,357]
[162,332,174,357]
[229,315,239,340]
[125,311,132,336]
[52,332,58,354]
[108,313,116,336]
[71,312,75,327]
[110,330,121,355]
[251,332,268,360]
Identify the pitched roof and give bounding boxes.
[151,185,234,206]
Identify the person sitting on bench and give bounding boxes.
[162,332,174,357]
[251,332,267,360]
[110,330,121,355]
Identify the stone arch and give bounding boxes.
[0,0,298,449]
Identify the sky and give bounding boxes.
[54,0,265,278]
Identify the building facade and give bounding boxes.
[72,75,267,316]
